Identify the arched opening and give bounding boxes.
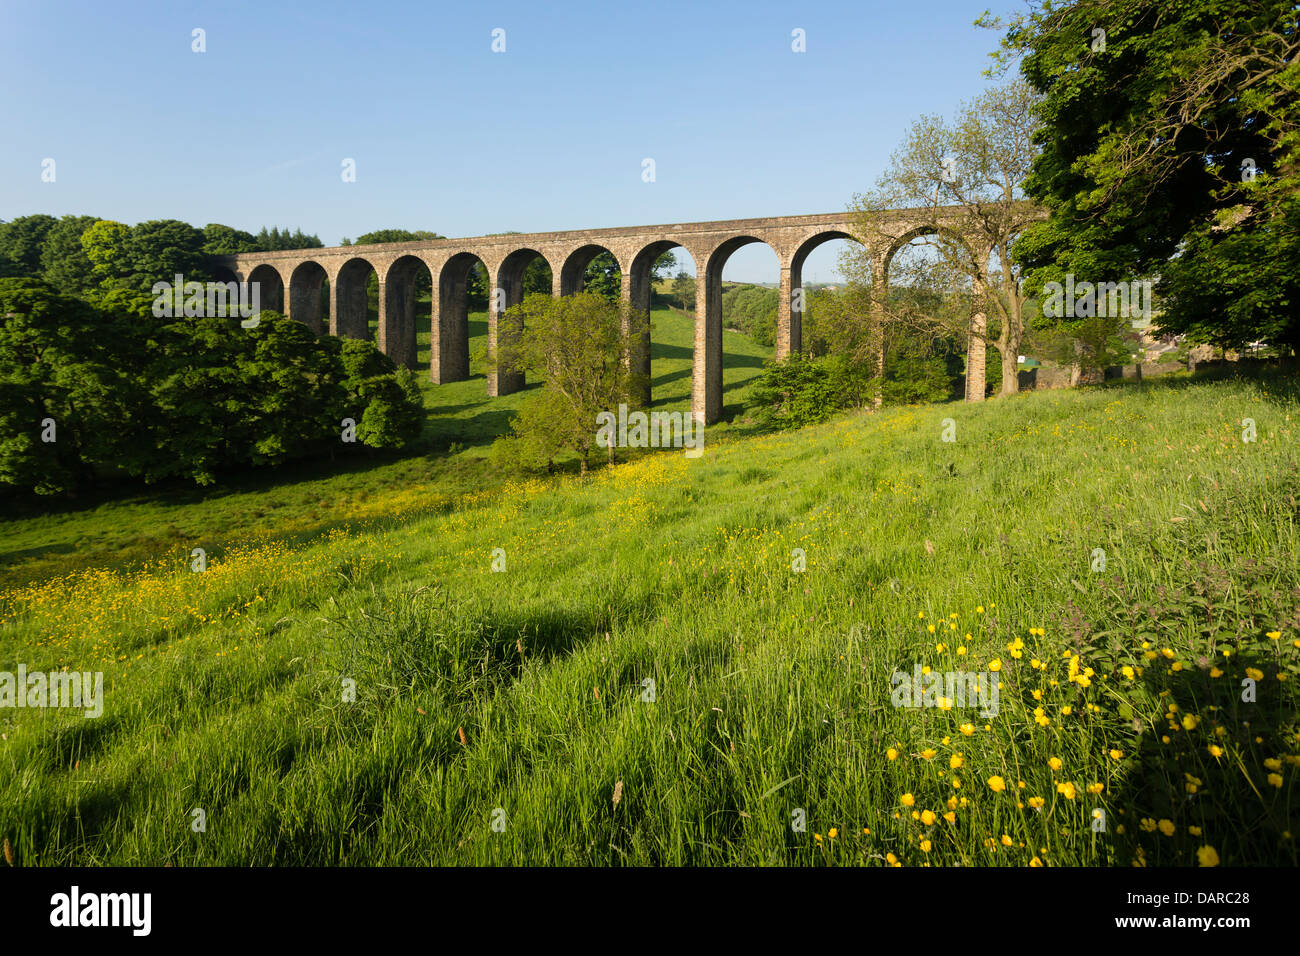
[489,248,552,397]
[627,241,693,410]
[560,244,622,297]
[211,264,239,286]
[246,264,285,315]
[382,255,431,370]
[289,261,328,334]
[700,237,780,424]
[877,226,976,402]
[790,233,866,358]
[333,257,376,341]
[432,252,484,384]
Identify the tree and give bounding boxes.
[993,0,1300,353]
[39,215,100,296]
[0,215,58,277]
[843,77,1044,399]
[80,219,132,284]
[0,279,425,496]
[124,220,208,286]
[582,252,623,299]
[581,250,677,300]
[337,339,424,449]
[493,292,643,473]
[253,227,323,250]
[202,223,259,256]
[0,279,137,493]
[353,229,443,245]
[672,270,695,310]
[82,219,207,292]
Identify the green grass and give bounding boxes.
[1,364,1297,866]
[0,305,771,590]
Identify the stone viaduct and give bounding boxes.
[214,206,1031,424]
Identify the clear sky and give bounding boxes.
[0,0,1015,282]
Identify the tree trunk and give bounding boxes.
[1000,341,1021,396]
[966,319,987,402]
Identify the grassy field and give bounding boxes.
[0,306,770,590]
[1,357,1297,865]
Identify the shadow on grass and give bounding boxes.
[1086,558,1299,866]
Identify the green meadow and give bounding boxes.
[0,306,769,589]
[0,314,1297,865]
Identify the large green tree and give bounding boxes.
[845,77,1043,400]
[82,218,207,291]
[493,291,643,473]
[0,279,424,495]
[202,223,259,256]
[0,279,138,493]
[39,215,100,296]
[993,0,1300,351]
[0,214,58,277]
[253,226,323,250]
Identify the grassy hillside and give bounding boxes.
[1,367,1297,866]
[0,306,771,590]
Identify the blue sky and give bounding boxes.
[0,0,1014,281]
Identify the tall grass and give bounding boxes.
[1,368,1296,865]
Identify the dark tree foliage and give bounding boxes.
[202,223,260,256]
[353,229,444,245]
[0,279,423,496]
[746,286,962,428]
[1000,0,1300,350]
[39,215,100,296]
[0,215,58,276]
[252,227,324,251]
[721,285,779,347]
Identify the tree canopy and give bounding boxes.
[994,0,1300,351]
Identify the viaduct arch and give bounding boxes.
[215,206,1035,425]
